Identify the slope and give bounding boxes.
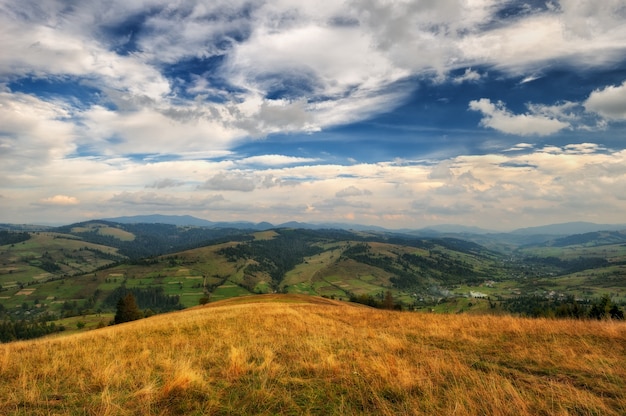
[0,294,625,415]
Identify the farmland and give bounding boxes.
[0,221,625,339]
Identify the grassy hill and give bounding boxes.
[0,294,625,415]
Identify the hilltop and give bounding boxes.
[1,294,625,415]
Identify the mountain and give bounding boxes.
[511,222,626,236]
[52,215,626,239]
[103,214,218,227]
[547,230,626,247]
[0,223,52,231]
[103,214,274,230]
[414,224,497,235]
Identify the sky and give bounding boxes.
[1,0,626,231]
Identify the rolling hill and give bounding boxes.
[0,294,625,415]
[1,221,626,331]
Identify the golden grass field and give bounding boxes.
[1,294,625,415]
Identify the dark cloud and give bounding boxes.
[146,178,185,189]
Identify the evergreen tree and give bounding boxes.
[114,293,142,324]
[383,290,395,310]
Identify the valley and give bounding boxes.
[1,219,625,340]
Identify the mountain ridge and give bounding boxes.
[102,215,626,236]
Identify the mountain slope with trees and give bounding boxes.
[1,223,624,342]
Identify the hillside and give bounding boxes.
[2,224,626,332]
[1,295,625,415]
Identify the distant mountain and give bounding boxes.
[102,216,392,232]
[276,221,389,232]
[511,222,626,236]
[103,214,274,230]
[415,224,496,235]
[13,214,626,245]
[0,223,52,231]
[103,214,216,227]
[548,230,626,247]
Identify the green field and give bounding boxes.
[1,227,625,337]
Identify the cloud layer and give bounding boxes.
[1,0,626,229]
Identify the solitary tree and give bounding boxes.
[383,290,395,310]
[114,293,142,324]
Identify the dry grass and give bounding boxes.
[1,294,625,415]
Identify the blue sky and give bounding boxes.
[1,0,626,230]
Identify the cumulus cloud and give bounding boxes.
[1,142,624,228]
[2,1,626,228]
[1,0,624,154]
[584,81,626,120]
[469,98,570,136]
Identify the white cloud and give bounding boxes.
[504,143,535,152]
[2,1,626,229]
[336,186,372,198]
[526,101,580,121]
[453,68,483,84]
[520,74,542,84]
[469,98,570,136]
[0,91,76,170]
[584,81,626,120]
[39,195,80,205]
[1,0,624,150]
[0,145,625,229]
[558,0,626,39]
[78,105,241,155]
[238,155,319,167]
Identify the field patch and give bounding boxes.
[211,281,252,300]
[252,230,278,240]
[71,223,135,241]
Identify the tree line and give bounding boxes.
[102,286,183,313]
[503,294,624,320]
[0,230,31,246]
[0,305,64,343]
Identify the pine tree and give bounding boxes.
[383,290,395,310]
[114,293,142,324]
